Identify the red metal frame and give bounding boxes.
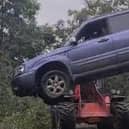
[74,82,111,124]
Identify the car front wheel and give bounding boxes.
[39,70,71,105]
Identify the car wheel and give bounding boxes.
[39,70,71,105]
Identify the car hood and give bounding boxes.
[24,46,70,69]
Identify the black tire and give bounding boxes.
[97,118,113,129]
[39,70,71,105]
[51,102,76,129]
[111,102,129,129]
[50,106,60,129]
[98,102,129,129]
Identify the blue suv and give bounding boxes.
[12,10,129,104]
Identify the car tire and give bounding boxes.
[98,102,129,129]
[51,102,76,129]
[97,118,113,129]
[50,106,59,129]
[111,102,129,129]
[39,70,71,105]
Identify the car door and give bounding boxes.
[108,13,129,64]
[111,31,129,64]
[67,35,114,75]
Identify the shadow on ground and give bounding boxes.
[77,124,97,129]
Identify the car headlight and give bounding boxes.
[15,65,25,76]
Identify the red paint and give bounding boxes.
[74,83,111,124]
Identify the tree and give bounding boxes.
[0,0,53,61]
[68,0,129,27]
[0,0,52,129]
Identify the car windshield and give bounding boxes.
[63,23,85,46]
[63,33,77,46]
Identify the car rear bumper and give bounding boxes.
[11,71,37,96]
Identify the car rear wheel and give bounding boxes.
[39,70,71,105]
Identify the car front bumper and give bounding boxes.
[11,71,38,97]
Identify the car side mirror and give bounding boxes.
[69,37,78,46]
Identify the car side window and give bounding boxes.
[108,13,129,34]
[76,19,109,43]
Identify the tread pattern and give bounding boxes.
[111,102,129,129]
[51,102,76,129]
[98,102,129,129]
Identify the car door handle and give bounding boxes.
[98,38,109,43]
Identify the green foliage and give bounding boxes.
[68,0,129,26]
[0,0,52,129]
[0,0,57,61]
[0,97,51,129]
[105,73,129,96]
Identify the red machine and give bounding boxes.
[74,82,111,124]
[51,81,129,129]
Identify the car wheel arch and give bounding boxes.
[35,61,73,85]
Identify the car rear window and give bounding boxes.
[108,13,129,34]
